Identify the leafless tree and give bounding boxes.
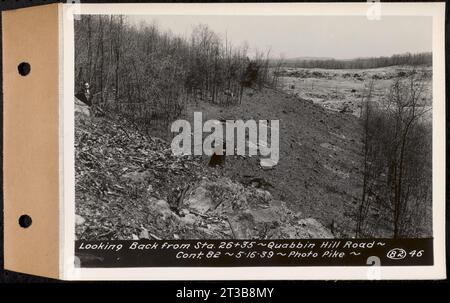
[356,80,374,237]
[356,70,432,238]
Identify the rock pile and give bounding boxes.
[75,99,333,240]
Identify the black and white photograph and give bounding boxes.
[1,1,447,283]
[67,3,445,276]
[74,13,433,240]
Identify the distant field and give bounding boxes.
[277,65,432,118]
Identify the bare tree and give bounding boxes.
[356,80,374,237]
[386,72,430,238]
[75,16,278,138]
[356,70,432,238]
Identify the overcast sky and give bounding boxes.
[127,15,432,60]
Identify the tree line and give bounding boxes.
[355,71,432,238]
[75,15,278,136]
[282,52,432,70]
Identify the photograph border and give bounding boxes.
[61,2,446,280]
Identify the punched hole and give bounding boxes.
[17,62,31,76]
[18,214,32,228]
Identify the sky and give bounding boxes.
[127,15,432,60]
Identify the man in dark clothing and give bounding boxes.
[75,82,92,106]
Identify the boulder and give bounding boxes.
[183,185,214,214]
[182,178,248,214]
[181,177,334,239]
[147,198,174,220]
[144,198,183,238]
[180,213,198,226]
[121,170,152,184]
[75,214,85,226]
[139,228,150,239]
[297,218,334,238]
[75,97,90,116]
[228,211,256,238]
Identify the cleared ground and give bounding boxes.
[184,87,368,237]
[278,65,432,117]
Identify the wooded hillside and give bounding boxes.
[281,52,432,69]
[75,15,279,135]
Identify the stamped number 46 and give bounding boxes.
[409,250,424,257]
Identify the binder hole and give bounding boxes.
[18,62,31,76]
[18,215,32,228]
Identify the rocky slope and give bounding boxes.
[184,87,367,237]
[75,99,333,240]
